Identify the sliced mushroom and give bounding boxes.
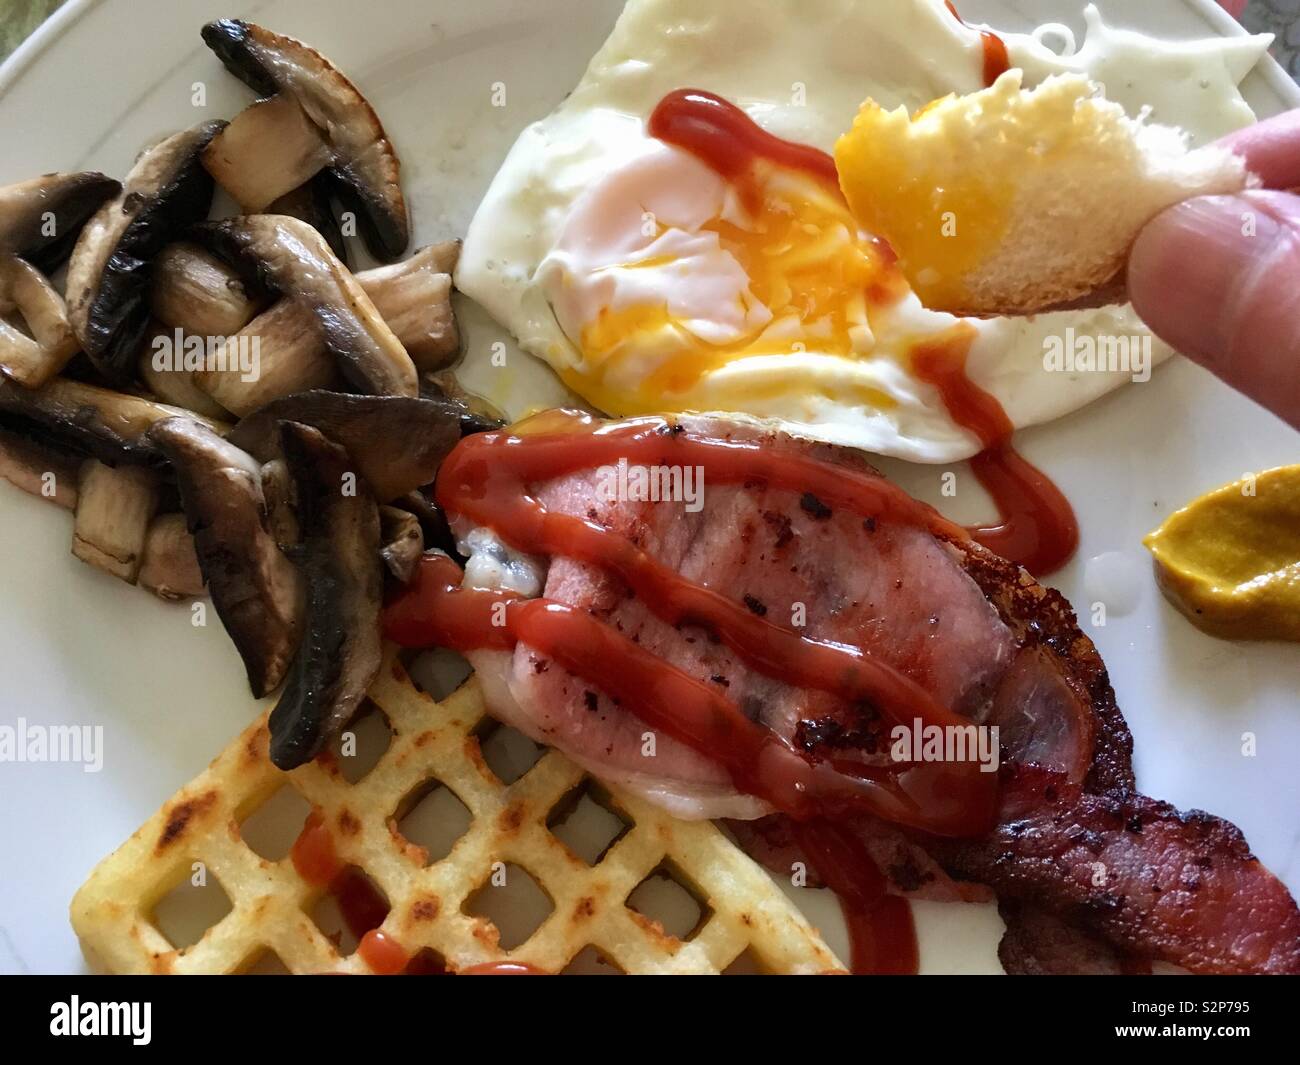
[147,416,302,697]
[190,215,416,397]
[137,324,232,420]
[268,420,381,769]
[268,176,348,265]
[66,121,226,383]
[379,505,424,582]
[226,390,462,502]
[259,457,299,549]
[0,255,79,387]
[138,513,206,600]
[0,172,121,271]
[0,428,80,508]
[201,19,408,260]
[357,241,460,371]
[0,376,226,466]
[201,93,333,213]
[72,459,160,582]
[191,298,337,417]
[148,242,262,337]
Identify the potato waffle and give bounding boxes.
[71,647,844,974]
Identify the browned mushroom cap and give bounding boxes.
[268,420,382,769]
[267,175,348,265]
[226,390,462,502]
[0,172,120,272]
[0,376,227,467]
[0,254,79,388]
[189,215,416,397]
[65,122,226,384]
[147,416,302,697]
[201,19,408,260]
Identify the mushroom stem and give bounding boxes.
[138,513,206,601]
[137,324,232,420]
[0,254,79,388]
[72,459,160,582]
[201,94,333,212]
[148,243,262,338]
[259,458,300,550]
[191,298,337,417]
[357,241,461,372]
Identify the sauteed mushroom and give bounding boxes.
[65,122,225,383]
[147,416,302,697]
[268,421,382,769]
[0,172,120,271]
[189,215,416,398]
[201,18,409,260]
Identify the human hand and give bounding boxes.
[1128,109,1300,429]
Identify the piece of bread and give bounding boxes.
[835,71,1255,317]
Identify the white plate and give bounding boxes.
[0,0,1297,975]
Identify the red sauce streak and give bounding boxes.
[332,869,389,940]
[945,0,1012,86]
[290,810,342,886]
[358,929,409,975]
[793,820,918,976]
[912,335,1079,576]
[291,811,400,970]
[383,418,1007,974]
[460,962,549,976]
[649,88,842,212]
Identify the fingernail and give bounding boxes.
[1128,194,1282,366]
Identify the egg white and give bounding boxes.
[455,0,1271,462]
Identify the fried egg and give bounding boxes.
[456,0,1270,462]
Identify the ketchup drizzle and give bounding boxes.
[911,334,1079,577]
[649,88,842,211]
[291,809,409,974]
[945,0,1012,86]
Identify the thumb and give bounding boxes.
[1127,190,1300,430]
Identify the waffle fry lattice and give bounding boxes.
[71,648,844,974]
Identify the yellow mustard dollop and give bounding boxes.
[1144,465,1300,642]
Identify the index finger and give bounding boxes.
[1217,108,1300,189]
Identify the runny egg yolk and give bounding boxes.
[550,157,908,417]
